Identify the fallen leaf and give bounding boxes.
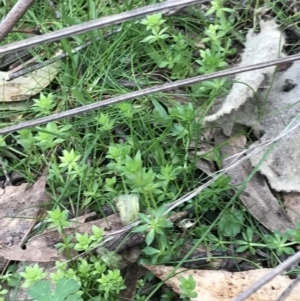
[0,209,193,264]
[144,265,300,301]
[0,61,60,102]
[0,175,50,271]
[215,131,294,233]
[0,213,124,263]
[205,47,300,192]
[119,263,141,301]
[189,141,216,176]
[283,192,300,225]
[250,126,300,192]
[204,19,284,133]
[118,246,141,300]
[70,211,96,223]
[177,241,225,269]
[246,61,300,192]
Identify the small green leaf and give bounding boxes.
[146,229,155,246]
[282,247,295,255]
[27,280,52,301]
[218,209,244,237]
[27,278,83,301]
[143,247,160,255]
[53,278,82,301]
[132,224,148,233]
[141,36,155,43]
[236,245,248,253]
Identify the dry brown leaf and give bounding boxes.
[198,20,300,193]
[0,61,59,102]
[119,264,141,301]
[0,209,190,264]
[119,246,141,301]
[70,211,96,223]
[188,141,216,176]
[145,265,300,301]
[0,175,49,247]
[0,242,65,263]
[250,125,300,192]
[0,175,50,271]
[215,131,294,233]
[207,51,300,192]
[0,213,124,263]
[283,192,300,225]
[204,19,284,131]
[247,61,300,192]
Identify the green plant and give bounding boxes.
[191,78,229,98]
[19,264,47,288]
[140,13,192,79]
[192,0,235,95]
[206,233,230,252]
[47,208,70,232]
[27,278,83,301]
[97,269,126,300]
[47,207,105,257]
[179,275,197,300]
[134,295,147,301]
[106,147,181,207]
[32,93,55,116]
[236,228,265,255]
[0,285,8,301]
[19,208,123,300]
[236,227,299,257]
[34,123,72,152]
[141,27,169,44]
[59,149,82,174]
[196,49,228,74]
[95,247,125,270]
[133,206,173,263]
[46,207,75,259]
[0,263,18,288]
[263,230,295,256]
[217,208,245,237]
[197,175,231,212]
[97,113,115,132]
[160,289,177,301]
[140,13,166,32]
[3,1,298,301]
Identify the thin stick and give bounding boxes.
[0,0,35,42]
[7,0,185,81]
[275,273,300,301]
[7,0,184,81]
[8,28,121,80]
[0,0,204,55]
[1,53,300,135]
[232,251,300,301]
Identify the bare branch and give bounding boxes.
[232,251,300,301]
[275,273,300,301]
[1,53,300,135]
[0,0,204,55]
[8,28,121,80]
[0,0,35,42]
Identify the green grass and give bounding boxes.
[1,0,300,300]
